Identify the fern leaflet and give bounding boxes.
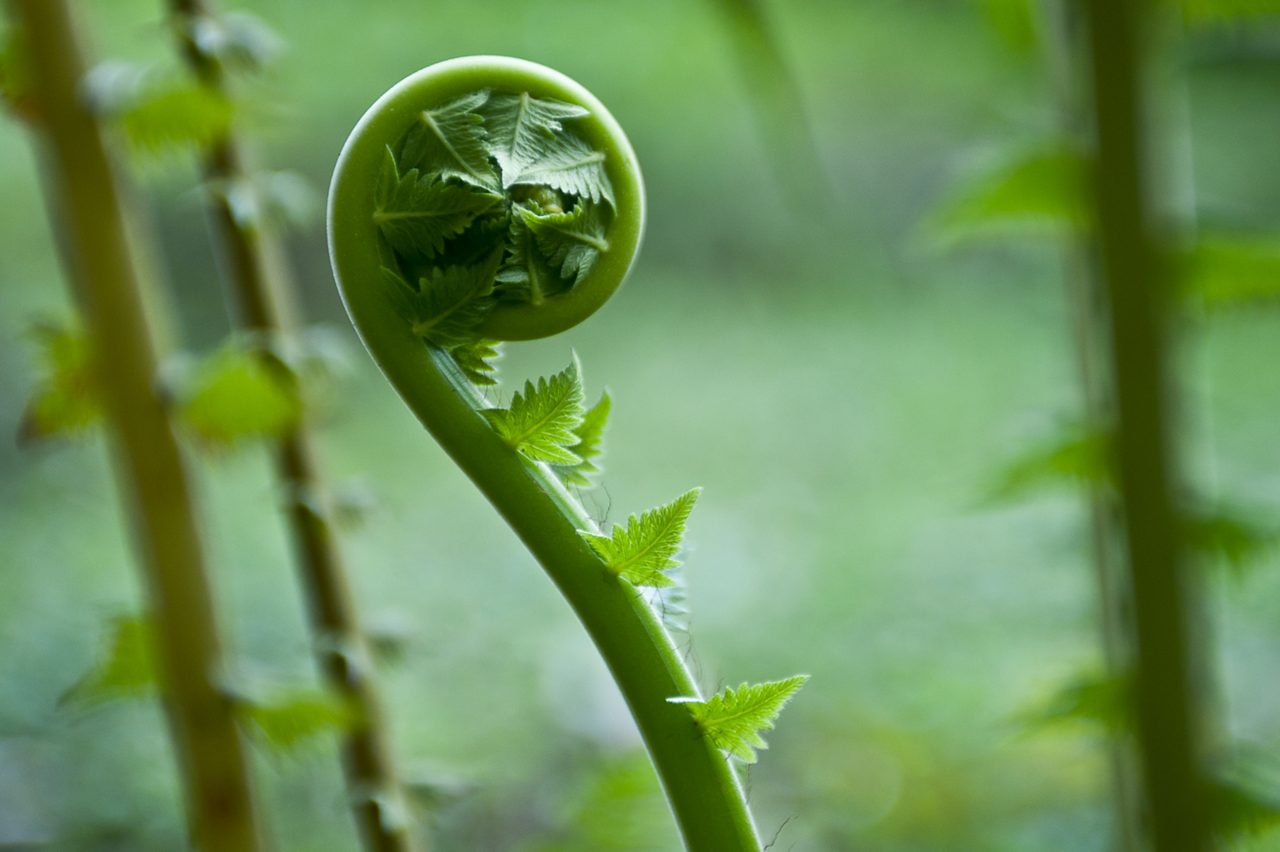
[483,92,589,183]
[669,675,809,764]
[555,390,611,487]
[523,200,610,285]
[400,89,498,189]
[507,129,615,206]
[581,488,700,587]
[373,149,500,260]
[483,358,585,464]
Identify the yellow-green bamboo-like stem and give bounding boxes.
[166,2,417,849]
[12,0,263,849]
[1079,0,1211,849]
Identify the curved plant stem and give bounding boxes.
[1080,0,1211,848]
[12,0,263,849]
[167,2,417,849]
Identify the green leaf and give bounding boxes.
[1017,669,1130,735]
[581,488,700,588]
[555,390,611,487]
[506,129,615,207]
[483,359,586,464]
[669,675,809,764]
[482,92,590,183]
[60,615,156,708]
[1186,504,1280,577]
[19,321,101,444]
[400,89,498,190]
[1210,767,1280,841]
[985,424,1112,502]
[177,341,301,448]
[1180,236,1280,311]
[235,688,357,753]
[451,339,502,387]
[373,149,502,260]
[522,200,610,286]
[933,145,1087,242]
[497,209,564,304]
[89,64,234,156]
[405,258,500,349]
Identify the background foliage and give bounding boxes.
[3,0,1280,849]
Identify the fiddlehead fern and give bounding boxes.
[329,56,803,851]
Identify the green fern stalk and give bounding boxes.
[1079,0,1211,848]
[329,57,806,850]
[165,1,417,849]
[10,0,263,848]
[1037,2,1141,847]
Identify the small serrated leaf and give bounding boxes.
[497,208,563,304]
[373,161,501,260]
[235,687,357,753]
[932,144,1087,242]
[507,129,615,206]
[60,615,156,709]
[177,341,301,448]
[451,339,502,387]
[483,359,585,464]
[88,63,234,156]
[522,200,610,286]
[985,424,1112,502]
[400,90,498,190]
[1017,669,1131,735]
[581,488,700,588]
[482,91,590,183]
[669,675,809,764]
[1180,236,1280,311]
[1186,504,1280,577]
[555,390,611,487]
[19,321,101,444]
[406,257,499,349]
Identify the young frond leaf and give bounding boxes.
[555,390,611,487]
[497,209,563,304]
[373,151,502,260]
[407,257,499,348]
[483,92,590,182]
[483,358,586,464]
[985,424,1112,502]
[87,63,234,157]
[177,341,302,449]
[19,321,101,444]
[1180,236,1280,311]
[932,144,1087,243]
[1185,504,1280,578]
[1016,668,1131,735]
[507,129,615,206]
[581,488,700,588]
[522,200,610,286]
[234,687,358,754]
[59,614,156,709]
[451,339,502,387]
[669,675,809,764]
[400,89,498,190]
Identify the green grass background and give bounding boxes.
[2,0,1280,849]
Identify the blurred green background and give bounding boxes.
[3,0,1280,849]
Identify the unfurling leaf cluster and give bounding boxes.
[670,676,809,764]
[374,88,615,380]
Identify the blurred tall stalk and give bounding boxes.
[1036,1,1141,847]
[166,1,417,849]
[1079,0,1211,848]
[10,0,263,849]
